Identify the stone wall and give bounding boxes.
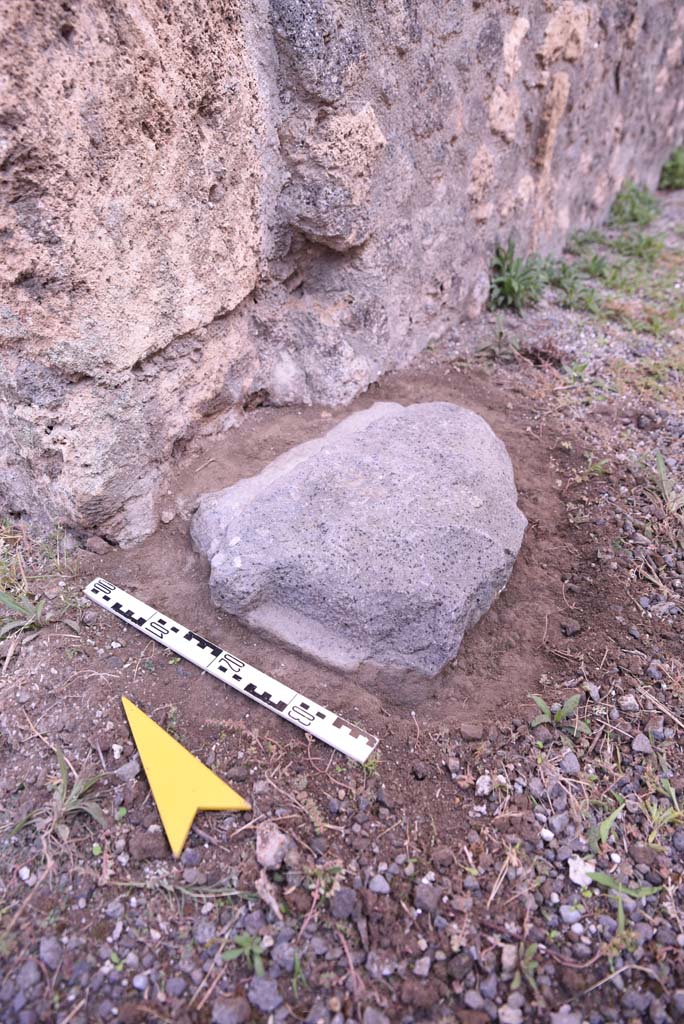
[2,0,683,543]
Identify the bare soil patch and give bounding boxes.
[77,361,612,742]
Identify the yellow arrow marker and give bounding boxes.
[121,697,250,857]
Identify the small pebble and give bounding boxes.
[499,1005,523,1024]
[413,955,431,978]
[38,937,61,971]
[632,732,653,755]
[559,905,583,924]
[559,750,581,777]
[464,990,485,1010]
[247,977,283,1013]
[475,774,493,797]
[460,722,484,741]
[212,995,251,1024]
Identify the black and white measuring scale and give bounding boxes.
[85,578,378,764]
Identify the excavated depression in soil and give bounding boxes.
[77,362,585,745]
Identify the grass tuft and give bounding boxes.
[659,146,684,191]
[11,747,106,852]
[222,932,266,975]
[529,692,592,737]
[0,590,46,639]
[608,181,659,228]
[488,240,545,313]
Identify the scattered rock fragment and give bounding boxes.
[247,977,282,1013]
[499,1004,523,1024]
[500,944,518,973]
[193,918,216,944]
[211,995,251,1024]
[549,811,569,835]
[414,882,441,914]
[583,680,600,702]
[464,989,485,1010]
[550,1008,582,1024]
[38,936,61,971]
[256,822,290,871]
[128,831,168,861]
[431,846,453,871]
[166,977,187,998]
[330,886,358,920]
[362,1008,390,1024]
[568,856,595,887]
[475,773,492,797]
[16,959,41,989]
[115,758,141,783]
[632,732,653,755]
[559,905,583,924]
[559,750,581,777]
[413,955,431,977]
[460,722,484,742]
[105,899,124,920]
[368,874,391,895]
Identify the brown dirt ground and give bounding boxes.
[80,362,612,744]
[4,365,652,865]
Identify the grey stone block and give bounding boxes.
[192,402,526,677]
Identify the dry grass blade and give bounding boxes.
[487,847,517,909]
[636,686,684,731]
[654,453,684,521]
[579,963,660,997]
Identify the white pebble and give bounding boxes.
[475,774,493,797]
[568,855,596,888]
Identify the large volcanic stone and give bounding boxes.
[191,402,527,676]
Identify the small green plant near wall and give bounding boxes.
[611,231,664,262]
[0,589,45,639]
[608,180,659,227]
[488,240,544,313]
[542,258,601,313]
[659,146,684,190]
[486,181,677,330]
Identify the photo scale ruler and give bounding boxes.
[84,578,378,764]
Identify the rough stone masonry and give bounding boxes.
[191,402,527,676]
[1,1,683,543]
